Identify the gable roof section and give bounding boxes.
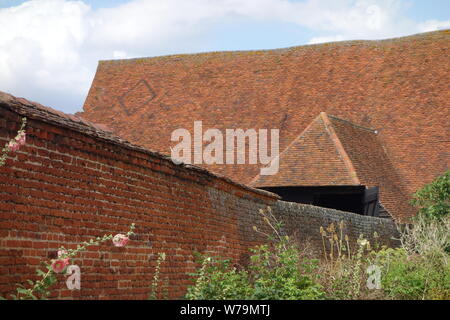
[252,112,415,220]
[250,112,359,187]
[81,30,450,208]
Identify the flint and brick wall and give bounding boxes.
[0,103,398,299]
[273,201,399,253]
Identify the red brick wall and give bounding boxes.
[0,105,399,299]
[0,106,276,299]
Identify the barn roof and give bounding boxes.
[80,30,450,220]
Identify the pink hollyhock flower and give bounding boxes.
[8,141,20,153]
[112,234,129,247]
[16,132,26,146]
[51,258,70,273]
[57,250,68,258]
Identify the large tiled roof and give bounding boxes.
[81,30,450,219]
[252,112,416,220]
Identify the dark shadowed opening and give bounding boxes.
[260,185,381,216]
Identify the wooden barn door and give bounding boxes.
[363,187,380,217]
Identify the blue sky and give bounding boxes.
[0,0,449,113]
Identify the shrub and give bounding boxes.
[185,207,325,300]
[185,255,253,300]
[371,212,449,300]
[248,237,324,300]
[411,170,449,219]
[399,213,449,259]
[374,247,449,300]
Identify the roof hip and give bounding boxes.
[320,112,361,185]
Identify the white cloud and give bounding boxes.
[0,0,448,112]
[308,35,345,44]
[418,19,450,32]
[0,0,91,110]
[112,50,129,59]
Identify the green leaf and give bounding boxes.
[36,269,46,276]
[43,274,57,287]
[16,288,29,295]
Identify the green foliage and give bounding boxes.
[412,170,450,219]
[185,240,324,300]
[374,247,449,300]
[248,239,324,300]
[185,255,253,300]
[186,207,325,300]
[370,211,449,300]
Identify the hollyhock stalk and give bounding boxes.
[4,223,135,300]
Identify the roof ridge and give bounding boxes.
[326,114,377,133]
[98,30,449,65]
[249,113,323,186]
[320,112,361,185]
